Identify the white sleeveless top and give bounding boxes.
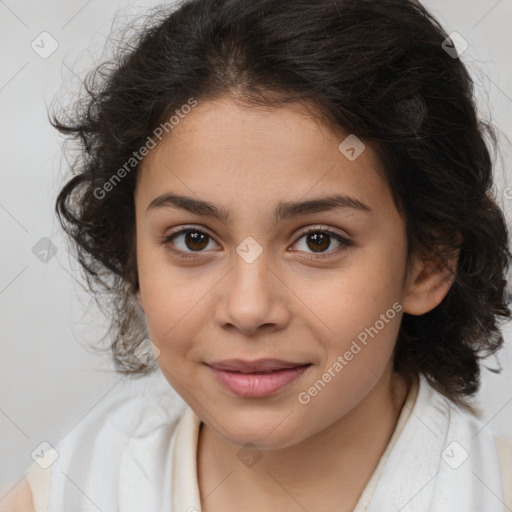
[25,369,512,511]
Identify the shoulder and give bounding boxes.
[423,378,512,508]
[24,370,186,512]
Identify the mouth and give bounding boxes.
[208,358,311,373]
[206,359,312,397]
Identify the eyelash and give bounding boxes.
[160,225,352,261]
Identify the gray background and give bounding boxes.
[1,0,511,496]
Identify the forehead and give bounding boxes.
[135,96,393,222]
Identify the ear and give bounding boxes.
[402,247,459,316]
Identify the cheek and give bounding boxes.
[136,250,219,364]
[309,247,405,320]
[304,244,405,361]
[136,245,191,348]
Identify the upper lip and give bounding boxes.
[208,358,311,373]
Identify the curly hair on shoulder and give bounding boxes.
[52,0,511,411]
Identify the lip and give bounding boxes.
[207,359,312,397]
[208,358,310,372]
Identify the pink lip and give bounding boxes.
[207,361,311,397]
[208,358,309,372]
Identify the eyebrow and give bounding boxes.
[146,192,372,225]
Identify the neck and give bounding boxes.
[197,369,412,512]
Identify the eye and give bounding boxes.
[161,226,219,259]
[161,224,352,260]
[291,226,352,259]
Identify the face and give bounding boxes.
[134,96,415,449]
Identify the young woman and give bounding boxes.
[6,0,512,510]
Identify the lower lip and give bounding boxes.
[208,365,311,397]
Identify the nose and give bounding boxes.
[214,243,291,336]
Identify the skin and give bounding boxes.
[133,96,457,511]
[4,94,456,511]
[1,479,35,511]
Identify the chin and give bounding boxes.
[210,409,308,450]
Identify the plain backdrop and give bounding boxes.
[1,0,512,495]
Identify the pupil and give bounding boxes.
[186,232,208,251]
[308,233,329,252]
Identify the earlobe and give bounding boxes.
[402,250,459,316]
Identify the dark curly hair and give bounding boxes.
[52,0,511,411]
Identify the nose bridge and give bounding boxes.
[231,234,272,299]
[218,234,285,332]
